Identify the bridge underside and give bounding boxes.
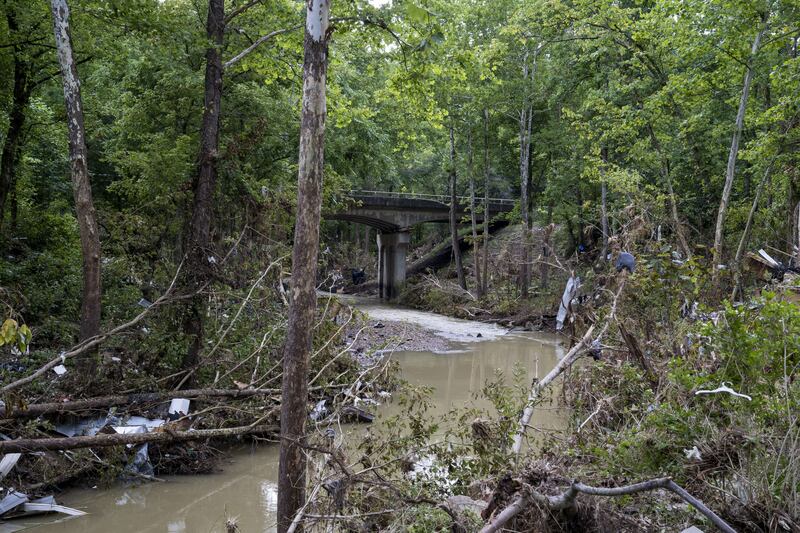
[326,194,512,299]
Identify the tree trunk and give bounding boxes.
[50,0,102,343]
[518,104,532,297]
[449,121,467,291]
[278,1,330,531]
[712,13,768,278]
[541,204,553,289]
[731,157,779,299]
[0,422,278,454]
[599,146,609,262]
[646,124,691,258]
[0,10,31,230]
[468,130,482,296]
[482,109,490,295]
[181,0,225,374]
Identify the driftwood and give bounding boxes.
[0,422,279,453]
[480,477,736,533]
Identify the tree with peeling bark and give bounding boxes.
[278,0,331,530]
[49,0,102,344]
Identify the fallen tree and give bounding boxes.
[0,420,279,453]
[0,385,347,420]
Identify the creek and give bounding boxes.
[21,298,566,533]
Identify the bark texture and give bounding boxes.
[182,0,225,373]
[50,0,102,342]
[278,1,330,530]
[712,13,768,276]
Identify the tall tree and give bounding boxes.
[712,11,769,277]
[278,0,331,530]
[449,120,467,291]
[50,0,101,342]
[467,130,482,296]
[181,0,224,374]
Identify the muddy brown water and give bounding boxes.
[15,300,566,533]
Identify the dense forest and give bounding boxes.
[1,0,799,531]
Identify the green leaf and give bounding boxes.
[1,319,18,346]
[405,2,429,24]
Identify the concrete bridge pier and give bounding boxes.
[377,231,410,299]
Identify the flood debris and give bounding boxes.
[556,275,580,331]
[695,382,752,401]
[0,450,86,521]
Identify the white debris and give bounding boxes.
[310,400,327,421]
[168,398,191,420]
[0,454,21,481]
[758,249,779,267]
[556,276,580,331]
[53,364,68,376]
[684,446,702,461]
[695,382,752,401]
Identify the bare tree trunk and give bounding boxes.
[0,10,31,230]
[181,0,225,374]
[449,121,467,291]
[712,13,768,278]
[50,0,102,343]
[599,146,609,262]
[482,109,490,295]
[518,103,532,296]
[278,1,330,530]
[468,130,482,296]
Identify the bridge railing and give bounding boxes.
[347,189,516,206]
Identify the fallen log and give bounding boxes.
[0,384,347,420]
[0,388,280,420]
[0,422,279,453]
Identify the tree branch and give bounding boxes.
[481,477,736,533]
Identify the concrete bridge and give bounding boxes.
[327,190,515,299]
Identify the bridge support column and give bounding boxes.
[377,231,410,299]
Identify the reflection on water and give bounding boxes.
[29,444,280,533]
[23,302,566,533]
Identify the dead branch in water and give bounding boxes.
[480,477,736,533]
